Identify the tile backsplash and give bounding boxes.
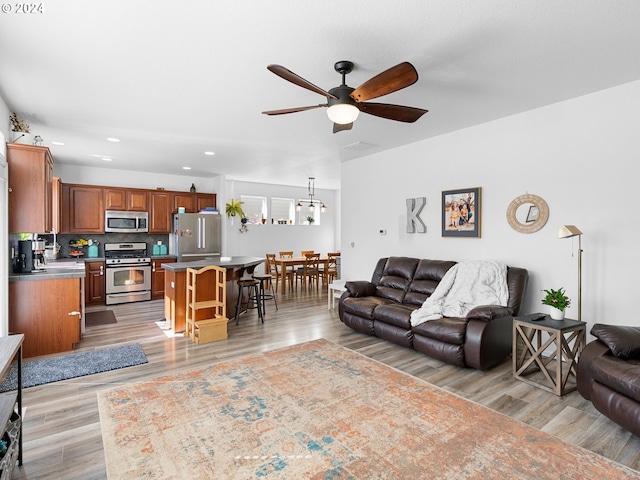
[35,233,171,258]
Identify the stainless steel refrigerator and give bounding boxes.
[169,213,222,262]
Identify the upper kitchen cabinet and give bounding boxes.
[148,190,172,233]
[173,193,196,213]
[104,187,148,212]
[197,193,217,211]
[7,144,54,233]
[60,184,105,234]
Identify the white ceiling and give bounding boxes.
[1,1,639,190]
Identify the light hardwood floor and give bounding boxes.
[9,290,640,479]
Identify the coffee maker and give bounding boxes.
[13,240,34,273]
[32,239,47,271]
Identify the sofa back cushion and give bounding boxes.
[404,259,457,306]
[375,257,420,303]
[505,267,529,315]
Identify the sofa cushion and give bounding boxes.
[345,281,377,297]
[591,324,640,360]
[404,259,456,306]
[373,304,416,330]
[590,354,640,402]
[341,296,395,319]
[376,257,420,303]
[412,317,467,345]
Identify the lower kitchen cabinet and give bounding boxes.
[9,278,82,358]
[152,258,175,300]
[85,261,106,305]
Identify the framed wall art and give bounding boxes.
[442,187,481,237]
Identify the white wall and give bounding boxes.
[341,79,640,334]
[0,95,10,336]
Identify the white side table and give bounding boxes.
[328,280,347,310]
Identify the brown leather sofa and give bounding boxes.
[577,324,640,437]
[338,257,529,370]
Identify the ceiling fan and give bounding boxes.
[262,60,428,133]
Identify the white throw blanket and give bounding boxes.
[410,260,509,327]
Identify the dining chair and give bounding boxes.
[266,253,293,293]
[300,250,314,257]
[296,253,321,291]
[325,252,340,285]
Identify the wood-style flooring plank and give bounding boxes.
[8,291,640,478]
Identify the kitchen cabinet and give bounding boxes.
[173,193,196,213]
[85,261,106,305]
[151,258,175,300]
[174,193,217,213]
[9,278,82,358]
[7,144,54,233]
[148,191,172,233]
[197,193,217,211]
[104,187,148,212]
[60,184,105,234]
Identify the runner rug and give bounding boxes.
[97,339,639,479]
[0,343,147,392]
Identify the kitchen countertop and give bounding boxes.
[9,259,86,282]
[162,256,265,272]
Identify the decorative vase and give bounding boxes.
[11,131,34,145]
[549,306,565,320]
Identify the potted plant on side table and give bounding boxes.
[541,287,571,320]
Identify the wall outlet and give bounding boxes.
[379,229,387,235]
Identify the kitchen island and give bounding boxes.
[8,261,86,358]
[162,256,265,333]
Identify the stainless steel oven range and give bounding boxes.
[104,242,151,305]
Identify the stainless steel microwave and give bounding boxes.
[105,210,149,233]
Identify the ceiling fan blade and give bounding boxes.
[333,122,353,134]
[359,102,428,123]
[262,105,326,116]
[350,62,419,102]
[267,65,338,99]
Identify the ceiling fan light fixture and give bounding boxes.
[327,104,359,125]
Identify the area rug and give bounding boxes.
[0,343,147,392]
[85,309,118,327]
[97,339,639,479]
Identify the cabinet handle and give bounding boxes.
[68,311,81,316]
[152,263,156,273]
[100,265,104,275]
[8,187,12,193]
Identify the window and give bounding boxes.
[271,197,295,225]
[240,195,267,225]
[298,201,321,225]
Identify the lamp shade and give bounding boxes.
[327,104,359,124]
[558,225,582,239]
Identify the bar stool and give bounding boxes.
[253,270,278,315]
[234,278,263,325]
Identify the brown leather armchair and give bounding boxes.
[577,324,640,437]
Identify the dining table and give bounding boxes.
[275,255,332,294]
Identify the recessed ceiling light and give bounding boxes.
[204,151,215,156]
[106,137,120,143]
[101,157,113,162]
[51,141,65,146]
[182,166,191,170]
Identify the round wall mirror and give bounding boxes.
[506,194,549,233]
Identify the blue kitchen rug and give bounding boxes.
[0,343,148,392]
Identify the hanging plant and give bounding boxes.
[225,198,245,218]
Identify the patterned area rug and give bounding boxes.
[97,339,639,479]
[0,343,147,392]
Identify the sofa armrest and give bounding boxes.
[591,324,640,360]
[466,305,513,322]
[345,281,377,298]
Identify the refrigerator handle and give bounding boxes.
[197,217,202,249]
[202,217,206,248]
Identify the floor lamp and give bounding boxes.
[558,225,583,321]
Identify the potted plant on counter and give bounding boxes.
[541,287,571,320]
